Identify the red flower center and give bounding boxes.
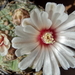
[0,35,4,46]
[37,28,57,47]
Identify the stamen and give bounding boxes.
[41,32,55,44]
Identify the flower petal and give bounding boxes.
[13,37,38,50]
[15,26,25,37]
[52,45,70,70]
[15,42,39,57]
[12,34,37,49]
[41,12,52,29]
[3,35,9,45]
[51,4,66,24]
[54,42,75,56]
[53,43,75,68]
[52,13,68,29]
[58,31,75,40]
[45,2,57,20]
[56,11,75,32]
[55,44,75,68]
[61,53,75,68]
[0,46,4,52]
[21,18,32,27]
[30,8,52,30]
[45,2,66,24]
[57,36,75,49]
[18,46,40,70]
[0,46,8,56]
[33,46,45,71]
[43,48,52,75]
[49,49,60,75]
[55,4,65,14]
[65,27,75,32]
[30,9,43,30]
[23,25,39,35]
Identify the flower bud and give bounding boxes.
[0,32,10,56]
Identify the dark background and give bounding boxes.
[8,0,75,14]
[30,0,75,14]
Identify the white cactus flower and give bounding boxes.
[0,32,10,56]
[12,2,75,75]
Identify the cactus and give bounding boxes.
[0,0,42,75]
[0,0,38,37]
